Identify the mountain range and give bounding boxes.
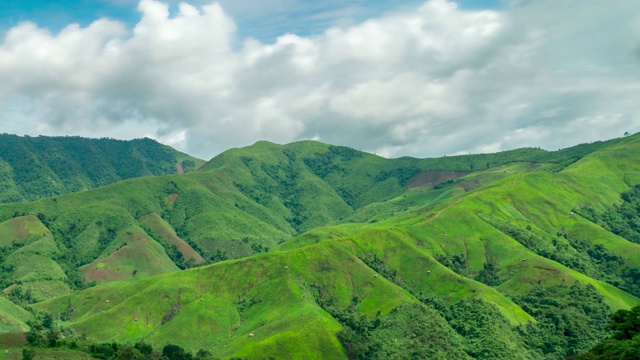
[0,133,639,359]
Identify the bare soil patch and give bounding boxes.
[165,193,179,206]
[175,162,185,174]
[0,333,26,347]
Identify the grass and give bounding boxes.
[0,346,93,360]
[2,134,640,358]
[79,225,179,284]
[1,220,72,301]
[36,242,435,359]
[0,299,31,333]
[139,213,205,264]
[0,216,51,248]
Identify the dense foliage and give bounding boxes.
[357,254,609,359]
[513,284,612,359]
[579,185,640,245]
[311,288,468,360]
[576,186,640,296]
[0,134,202,203]
[570,304,640,359]
[445,299,534,359]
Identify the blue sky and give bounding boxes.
[0,0,503,42]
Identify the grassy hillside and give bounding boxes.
[139,213,205,266]
[37,241,470,359]
[0,134,204,203]
[0,215,51,248]
[79,225,180,284]
[2,134,640,358]
[0,297,32,333]
[0,215,72,302]
[0,136,623,298]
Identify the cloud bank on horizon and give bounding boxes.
[0,0,639,159]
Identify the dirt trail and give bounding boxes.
[511,173,529,186]
[423,199,461,224]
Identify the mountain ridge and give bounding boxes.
[1,133,640,359]
[0,134,205,203]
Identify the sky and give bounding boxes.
[0,0,638,160]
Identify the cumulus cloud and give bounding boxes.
[1,0,639,159]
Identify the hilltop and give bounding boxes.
[1,133,639,358]
[0,134,205,203]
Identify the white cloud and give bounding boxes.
[1,0,639,160]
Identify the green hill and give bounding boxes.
[79,224,180,284]
[38,242,471,359]
[0,134,204,203]
[1,134,640,358]
[0,137,622,300]
[0,297,32,333]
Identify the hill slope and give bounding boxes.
[2,134,640,359]
[0,297,32,332]
[0,136,623,300]
[38,242,472,359]
[0,134,204,203]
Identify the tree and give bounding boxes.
[569,304,640,359]
[42,313,55,330]
[89,343,116,359]
[134,341,154,356]
[610,305,640,340]
[22,348,36,360]
[163,344,192,360]
[47,330,60,347]
[118,347,145,360]
[195,349,216,360]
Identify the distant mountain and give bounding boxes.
[1,134,639,359]
[0,134,205,203]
